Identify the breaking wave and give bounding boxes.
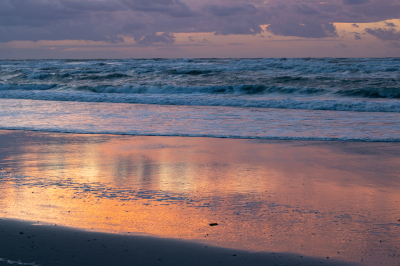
[0,58,399,112]
[0,90,398,113]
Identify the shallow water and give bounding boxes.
[0,130,399,265]
[0,99,399,141]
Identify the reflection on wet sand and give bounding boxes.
[0,130,399,265]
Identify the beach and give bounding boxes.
[0,218,356,266]
[0,130,399,265]
[0,58,399,265]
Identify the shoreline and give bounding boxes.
[1,98,398,142]
[0,128,398,143]
[0,218,355,266]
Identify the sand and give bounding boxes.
[0,218,355,266]
[0,130,399,265]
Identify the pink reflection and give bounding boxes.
[0,130,399,265]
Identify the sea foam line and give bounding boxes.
[0,127,399,142]
[0,91,399,113]
[0,258,41,266]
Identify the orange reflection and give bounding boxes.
[0,130,399,265]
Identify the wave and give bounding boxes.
[166,69,215,75]
[75,84,400,99]
[1,59,399,110]
[77,84,279,94]
[77,73,131,80]
[335,88,400,98]
[3,82,398,99]
[0,90,398,113]
[0,83,58,90]
[28,73,54,80]
[0,126,398,142]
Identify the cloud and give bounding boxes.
[343,0,370,5]
[385,22,396,27]
[199,3,264,35]
[350,1,400,22]
[318,3,342,13]
[136,32,175,45]
[0,0,400,47]
[203,4,257,17]
[294,4,320,15]
[61,0,125,12]
[266,22,338,38]
[0,0,122,42]
[389,42,400,48]
[120,0,195,17]
[0,1,13,12]
[365,28,400,41]
[213,17,263,35]
[2,0,80,21]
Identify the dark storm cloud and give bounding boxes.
[0,0,400,45]
[365,28,400,41]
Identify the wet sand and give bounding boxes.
[0,130,399,265]
[0,218,355,266]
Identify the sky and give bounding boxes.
[1,0,400,59]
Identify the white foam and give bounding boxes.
[0,99,398,142]
[0,258,41,266]
[0,90,398,113]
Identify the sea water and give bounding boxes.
[0,58,399,141]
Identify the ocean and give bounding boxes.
[0,58,399,141]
